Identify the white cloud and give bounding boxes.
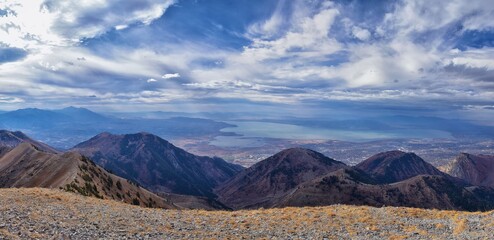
[351,26,371,41]
[246,0,286,39]
[383,0,494,35]
[0,0,175,50]
[243,6,341,61]
[115,25,129,31]
[0,95,24,103]
[449,48,494,70]
[45,0,175,40]
[1,0,494,111]
[162,73,181,79]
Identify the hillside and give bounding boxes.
[441,153,494,187]
[72,132,243,197]
[0,188,493,239]
[280,169,494,211]
[356,150,446,183]
[216,148,494,211]
[0,130,58,153]
[0,143,175,209]
[215,148,346,209]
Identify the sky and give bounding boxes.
[0,0,494,123]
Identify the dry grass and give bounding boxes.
[453,216,468,235]
[0,188,493,239]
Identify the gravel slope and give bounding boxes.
[0,188,493,239]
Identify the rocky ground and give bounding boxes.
[0,188,493,239]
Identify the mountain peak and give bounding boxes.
[356,150,444,183]
[62,106,80,110]
[216,148,347,209]
[129,131,154,137]
[277,147,318,156]
[86,132,169,147]
[56,106,107,121]
[94,132,112,138]
[263,147,342,167]
[0,142,175,208]
[72,132,242,197]
[442,153,494,187]
[0,130,57,153]
[60,106,96,113]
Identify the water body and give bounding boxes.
[211,121,452,147]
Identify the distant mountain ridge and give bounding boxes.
[54,106,110,122]
[72,132,244,198]
[0,107,235,150]
[0,108,73,128]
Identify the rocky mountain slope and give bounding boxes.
[0,130,58,153]
[281,168,494,211]
[1,188,493,239]
[355,150,446,183]
[441,153,494,187]
[216,148,494,211]
[3,128,494,212]
[0,142,175,208]
[72,132,243,197]
[215,148,347,209]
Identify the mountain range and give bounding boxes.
[0,141,174,208]
[1,129,494,211]
[71,132,243,198]
[0,107,234,150]
[0,131,234,210]
[216,149,494,211]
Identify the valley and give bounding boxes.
[2,107,494,168]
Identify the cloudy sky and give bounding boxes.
[0,0,493,122]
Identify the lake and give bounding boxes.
[210,121,452,147]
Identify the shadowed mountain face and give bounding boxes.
[355,150,445,183]
[0,130,58,154]
[215,148,347,209]
[281,168,494,211]
[442,153,494,187]
[72,132,243,198]
[0,143,175,209]
[216,148,494,211]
